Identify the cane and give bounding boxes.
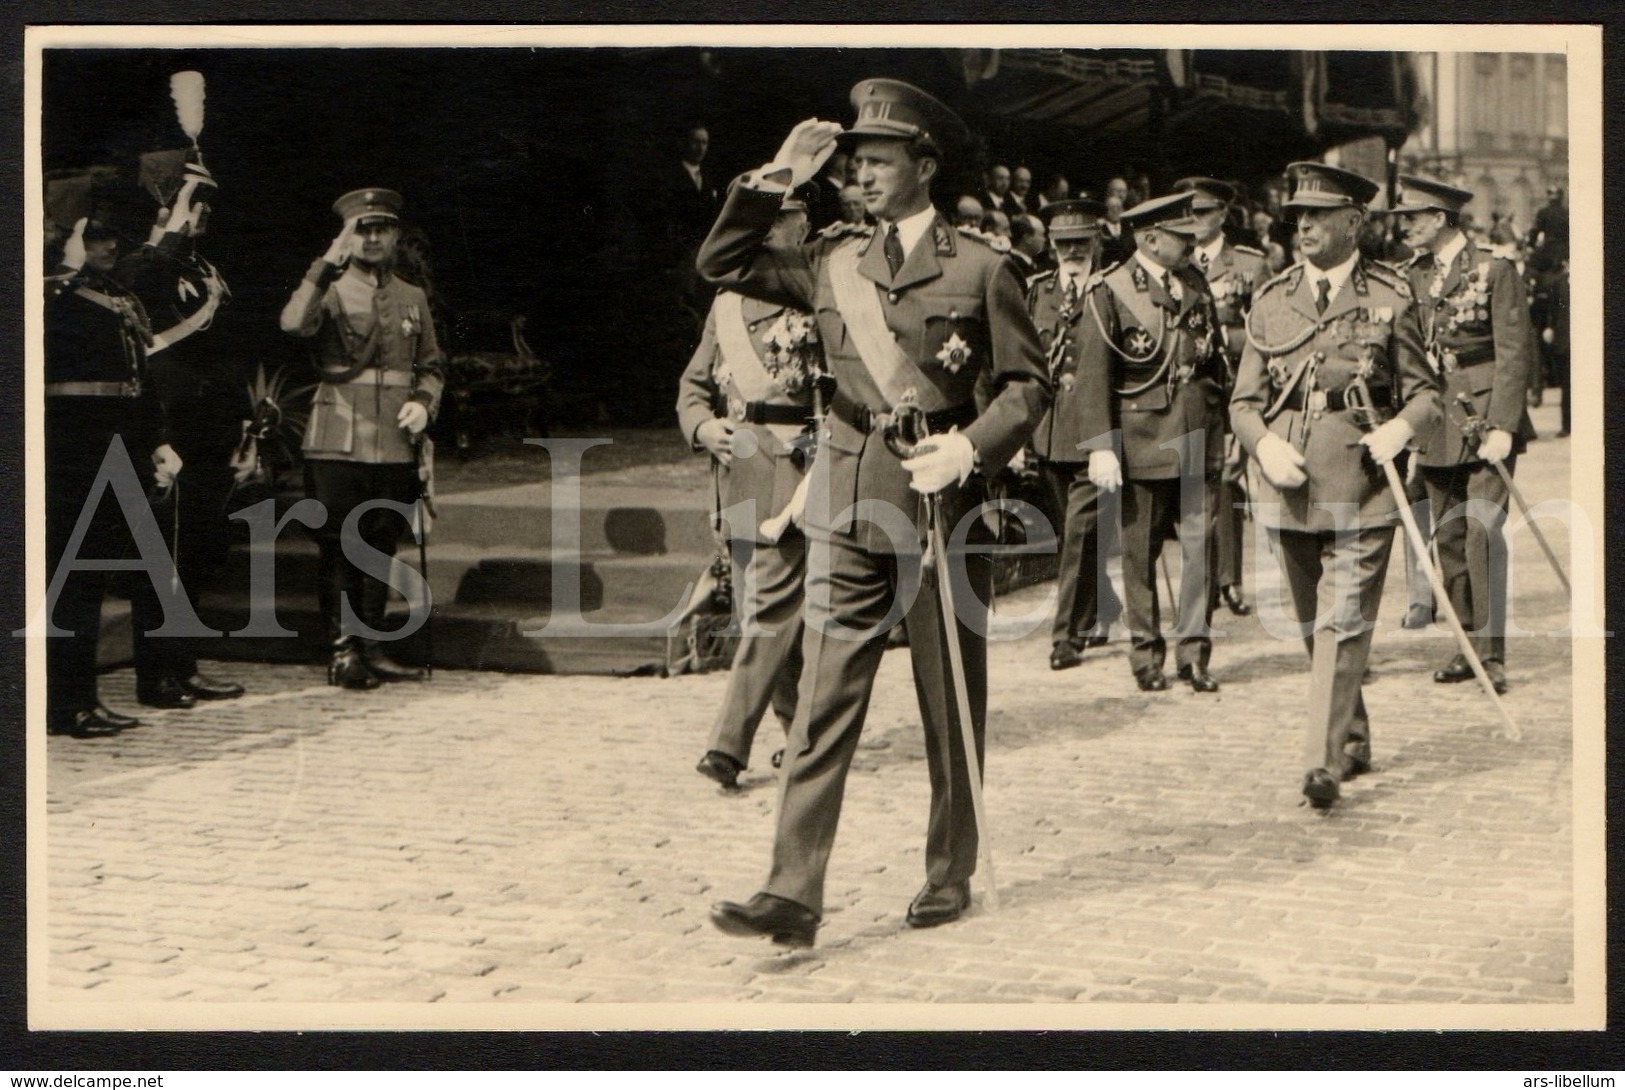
[1345,381,1521,741]
[1454,393,1570,594]
[409,432,435,681]
[885,405,999,910]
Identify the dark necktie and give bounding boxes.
[1064,273,1080,306]
[1315,278,1331,315]
[884,224,906,279]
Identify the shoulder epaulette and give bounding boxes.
[955,224,1011,253]
[819,220,873,241]
[1255,262,1303,299]
[1087,261,1124,295]
[1363,260,1413,300]
[1232,244,1265,257]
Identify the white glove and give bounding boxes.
[695,416,737,466]
[397,400,430,436]
[901,429,975,494]
[229,434,258,485]
[1359,417,1415,467]
[152,443,183,488]
[766,118,845,190]
[1087,448,1122,492]
[1007,446,1028,474]
[1255,432,1308,489]
[1476,427,1513,464]
[61,217,88,272]
[322,215,362,267]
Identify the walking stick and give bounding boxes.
[885,405,999,909]
[1345,381,1521,741]
[409,432,435,681]
[1454,393,1570,594]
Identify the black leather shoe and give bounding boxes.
[1049,642,1083,671]
[94,703,142,728]
[179,673,245,701]
[1402,603,1434,630]
[1220,584,1253,616]
[1433,653,1474,684]
[1134,667,1168,692]
[330,645,381,691]
[1302,768,1340,809]
[49,708,135,738]
[364,653,427,682]
[1082,633,1110,649]
[135,677,197,710]
[1177,664,1220,693]
[710,893,819,947]
[1485,660,1509,695]
[1340,755,1372,780]
[696,750,743,789]
[906,880,971,928]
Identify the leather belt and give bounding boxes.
[46,380,141,398]
[732,401,812,427]
[829,391,976,436]
[321,367,415,388]
[1283,384,1392,413]
[1439,351,1495,374]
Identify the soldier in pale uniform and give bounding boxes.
[1027,198,1123,671]
[1173,176,1268,619]
[677,197,824,790]
[280,188,444,690]
[1390,175,1534,695]
[698,80,1049,946]
[1077,191,1227,694]
[1230,163,1441,809]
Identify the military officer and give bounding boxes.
[677,197,824,790]
[1230,162,1440,809]
[699,80,1050,946]
[1079,191,1227,693]
[44,214,183,736]
[1390,175,1535,695]
[1173,176,1268,618]
[1028,198,1124,671]
[279,188,445,690]
[115,154,248,708]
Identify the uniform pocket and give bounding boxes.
[302,384,355,454]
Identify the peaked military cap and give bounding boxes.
[1039,198,1108,239]
[1283,162,1379,210]
[1121,191,1202,236]
[840,79,968,156]
[1387,174,1475,215]
[332,187,404,225]
[1171,176,1237,210]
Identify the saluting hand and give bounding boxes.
[322,215,362,267]
[61,217,88,272]
[770,119,845,189]
[1255,433,1308,490]
[696,417,737,466]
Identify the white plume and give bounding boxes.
[170,71,206,143]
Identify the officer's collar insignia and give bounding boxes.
[933,218,957,255]
[1352,264,1369,296]
[1131,263,1149,292]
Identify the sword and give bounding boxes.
[884,405,998,909]
[1344,380,1521,741]
[1453,393,1570,594]
[408,431,435,681]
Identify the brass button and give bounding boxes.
[887,292,899,304]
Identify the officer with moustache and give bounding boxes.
[1173,176,1268,618]
[678,196,824,790]
[1390,175,1534,695]
[1027,198,1124,671]
[1230,163,1440,809]
[1079,191,1227,694]
[698,80,1049,946]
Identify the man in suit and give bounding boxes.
[1010,166,1036,214]
[677,198,824,789]
[1174,176,1270,620]
[1007,213,1048,284]
[1230,162,1441,809]
[1391,175,1535,695]
[983,163,1024,219]
[1027,198,1124,671]
[1080,191,1228,694]
[699,79,1049,946]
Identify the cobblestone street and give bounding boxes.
[36,414,1596,1028]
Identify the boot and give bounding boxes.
[329,637,380,691]
[360,574,426,682]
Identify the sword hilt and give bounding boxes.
[1454,391,1492,442]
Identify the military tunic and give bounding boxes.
[675,291,821,767]
[1408,238,1535,666]
[1230,257,1441,778]
[698,179,1049,915]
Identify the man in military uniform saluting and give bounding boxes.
[1230,163,1441,809]
[1027,198,1123,671]
[1079,191,1227,693]
[1390,175,1534,695]
[677,196,824,790]
[1174,176,1268,619]
[698,80,1050,945]
[280,188,444,690]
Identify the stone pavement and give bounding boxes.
[40,412,1585,1019]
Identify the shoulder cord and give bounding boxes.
[1087,288,1179,398]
